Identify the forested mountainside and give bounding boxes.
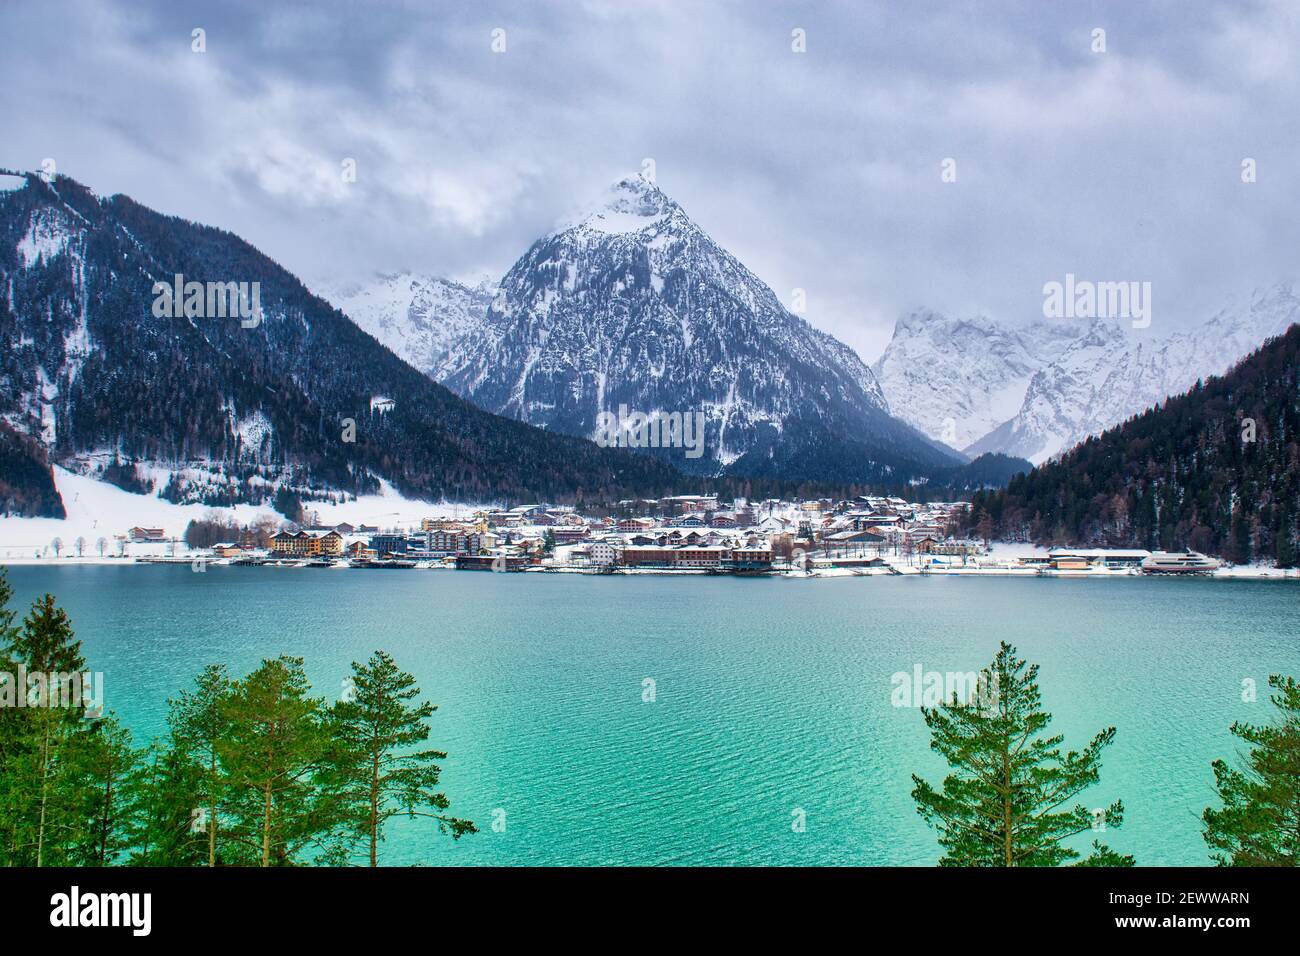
[0,172,683,516]
[879,288,1299,464]
[0,421,64,517]
[936,453,1032,491]
[965,324,1300,564]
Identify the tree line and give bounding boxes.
[964,324,1299,564]
[0,570,474,866]
[1,570,1294,866]
[910,641,1299,866]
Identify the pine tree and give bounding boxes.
[1275,504,1297,569]
[911,642,1133,866]
[323,651,475,866]
[1203,675,1300,866]
[4,595,91,866]
[66,716,141,866]
[0,571,26,863]
[169,664,233,866]
[217,656,331,866]
[8,593,84,674]
[128,738,208,866]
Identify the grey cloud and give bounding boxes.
[2,0,1297,361]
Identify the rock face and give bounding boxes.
[0,172,682,514]
[873,310,1083,451]
[324,273,495,381]
[878,288,1300,465]
[335,175,961,482]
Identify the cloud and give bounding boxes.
[2,0,1297,361]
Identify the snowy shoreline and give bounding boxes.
[2,467,1295,581]
[1,554,1295,581]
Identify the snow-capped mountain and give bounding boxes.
[960,285,1300,463]
[872,310,1083,450]
[964,318,1164,463]
[323,273,495,380]
[408,175,961,481]
[0,171,681,517]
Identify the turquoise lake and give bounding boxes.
[3,565,1297,866]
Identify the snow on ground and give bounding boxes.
[304,478,487,528]
[0,468,270,560]
[1215,563,1300,579]
[986,541,1049,561]
[552,543,584,565]
[0,469,485,561]
[17,206,73,268]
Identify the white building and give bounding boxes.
[590,540,620,566]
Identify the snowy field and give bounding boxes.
[0,467,484,561]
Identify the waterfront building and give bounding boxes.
[270,530,344,557]
[590,540,620,566]
[368,533,409,557]
[1046,548,1151,569]
[455,553,529,571]
[730,546,773,572]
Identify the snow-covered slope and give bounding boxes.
[965,318,1156,463]
[0,171,683,518]
[322,273,495,379]
[963,285,1300,463]
[426,175,960,481]
[0,466,487,556]
[872,310,1083,449]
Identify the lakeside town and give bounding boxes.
[8,492,1291,579]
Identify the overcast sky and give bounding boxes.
[3,0,1298,359]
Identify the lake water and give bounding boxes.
[3,565,1297,866]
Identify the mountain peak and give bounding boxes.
[560,174,683,237]
[425,171,961,483]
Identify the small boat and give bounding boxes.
[1140,551,1220,574]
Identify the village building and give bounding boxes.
[730,546,773,572]
[455,553,529,572]
[346,540,378,560]
[590,540,620,566]
[270,530,344,557]
[428,530,486,555]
